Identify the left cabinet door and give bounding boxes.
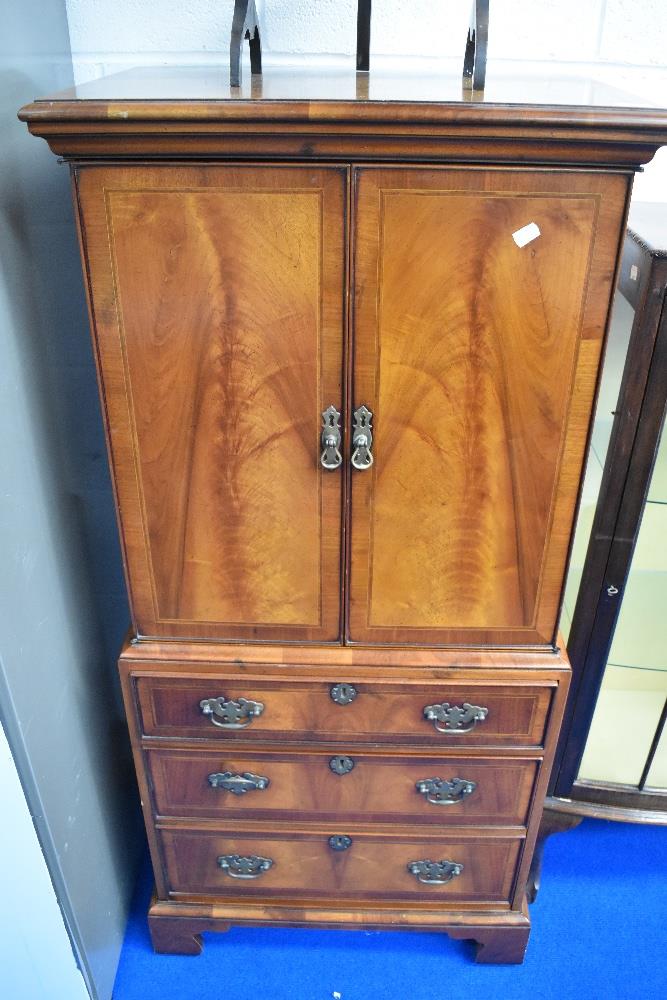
[76,165,347,642]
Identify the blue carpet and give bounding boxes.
[113,819,667,1000]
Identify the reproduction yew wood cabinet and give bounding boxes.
[20,68,667,963]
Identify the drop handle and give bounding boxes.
[208,771,270,794]
[416,777,477,805]
[200,694,264,729]
[320,404,343,470]
[217,854,273,879]
[351,405,373,470]
[407,859,463,885]
[423,702,488,734]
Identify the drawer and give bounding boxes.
[148,747,538,826]
[159,826,522,903]
[135,676,552,747]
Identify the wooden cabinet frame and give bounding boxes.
[19,70,667,963]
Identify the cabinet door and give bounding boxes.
[348,167,628,646]
[77,165,346,642]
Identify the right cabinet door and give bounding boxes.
[348,167,629,646]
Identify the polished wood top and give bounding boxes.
[18,65,666,128]
[18,67,667,167]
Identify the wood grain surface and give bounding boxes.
[135,674,553,746]
[159,825,522,902]
[119,635,572,668]
[146,894,531,961]
[19,68,667,169]
[348,166,629,645]
[147,746,538,826]
[76,164,346,641]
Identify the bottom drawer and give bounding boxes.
[160,827,522,903]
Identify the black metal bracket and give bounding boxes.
[463,0,489,91]
[356,0,372,72]
[357,1,489,94]
[230,0,263,88]
[234,2,488,94]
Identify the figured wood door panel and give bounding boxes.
[76,165,346,642]
[348,167,629,646]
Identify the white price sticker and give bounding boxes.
[512,222,541,248]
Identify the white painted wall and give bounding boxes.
[63,1,667,198]
[65,1,667,86]
[0,723,90,1000]
[3,4,143,997]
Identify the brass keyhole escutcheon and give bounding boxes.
[329,755,354,775]
[328,835,352,851]
[330,683,357,705]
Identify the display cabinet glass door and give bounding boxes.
[572,422,667,789]
[555,205,667,811]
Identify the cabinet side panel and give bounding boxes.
[349,167,629,646]
[76,165,346,642]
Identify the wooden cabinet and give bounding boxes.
[20,67,667,964]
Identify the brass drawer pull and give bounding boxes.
[320,404,343,470]
[329,755,354,775]
[208,771,270,795]
[351,405,373,470]
[217,854,273,879]
[416,776,477,805]
[330,683,357,705]
[407,859,464,885]
[423,702,488,734]
[200,695,264,729]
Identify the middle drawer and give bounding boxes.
[147,747,538,827]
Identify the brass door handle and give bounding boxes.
[416,777,477,805]
[423,702,488,734]
[200,695,265,729]
[217,854,273,879]
[320,404,343,470]
[407,859,464,885]
[351,405,373,470]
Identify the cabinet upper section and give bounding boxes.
[18,66,667,167]
[75,163,626,647]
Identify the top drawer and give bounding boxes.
[134,675,553,747]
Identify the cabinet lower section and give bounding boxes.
[120,640,570,963]
[147,895,532,964]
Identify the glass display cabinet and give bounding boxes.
[531,203,667,897]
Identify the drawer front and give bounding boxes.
[160,827,521,902]
[136,676,552,746]
[148,748,538,826]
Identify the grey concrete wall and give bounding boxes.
[0,4,142,998]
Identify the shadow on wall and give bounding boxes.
[1,59,142,999]
[2,68,130,668]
